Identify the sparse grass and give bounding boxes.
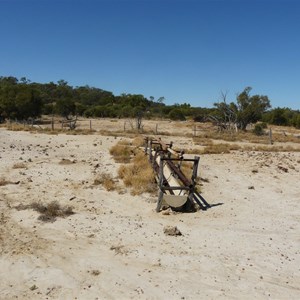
[93,173,116,191]
[15,201,74,222]
[243,145,300,152]
[5,123,32,131]
[118,152,156,195]
[187,143,300,154]
[192,138,214,146]
[202,143,241,154]
[186,143,241,155]
[183,148,203,155]
[193,129,300,145]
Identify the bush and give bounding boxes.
[169,108,186,121]
[260,122,268,129]
[253,124,265,136]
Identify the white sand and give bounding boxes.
[0,126,299,299]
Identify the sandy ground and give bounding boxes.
[0,125,300,299]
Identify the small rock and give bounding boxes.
[163,226,182,236]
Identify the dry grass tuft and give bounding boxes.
[110,244,129,255]
[15,201,74,222]
[59,158,74,165]
[109,141,132,163]
[180,161,194,180]
[0,178,12,186]
[131,136,145,147]
[118,152,156,195]
[93,173,116,191]
[12,162,27,169]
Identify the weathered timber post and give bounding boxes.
[269,128,273,145]
[51,117,54,130]
[155,124,158,135]
[191,156,200,184]
[156,154,165,212]
[90,120,92,131]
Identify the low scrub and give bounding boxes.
[109,141,132,163]
[93,173,116,191]
[15,201,74,222]
[12,162,27,169]
[118,152,156,195]
[0,178,12,186]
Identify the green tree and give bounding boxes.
[55,98,76,119]
[15,86,42,119]
[236,87,271,130]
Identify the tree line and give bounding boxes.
[0,76,299,128]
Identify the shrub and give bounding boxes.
[169,108,186,121]
[253,124,265,136]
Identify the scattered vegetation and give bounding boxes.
[12,162,27,169]
[15,201,74,222]
[1,76,298,131]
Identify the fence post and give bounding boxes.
[90,120,92,131]
[155,123,158,135]
[156,154,165,212]
[51,117,54,130]
[269,128,273,145]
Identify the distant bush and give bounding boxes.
[253,123,265,136]
[260,122,268,129]
[169,108,186,121]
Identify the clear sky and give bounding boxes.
[0,0,299,109]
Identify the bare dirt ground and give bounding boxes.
[0,120,300,299]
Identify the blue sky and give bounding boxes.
[0,0,299,109]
